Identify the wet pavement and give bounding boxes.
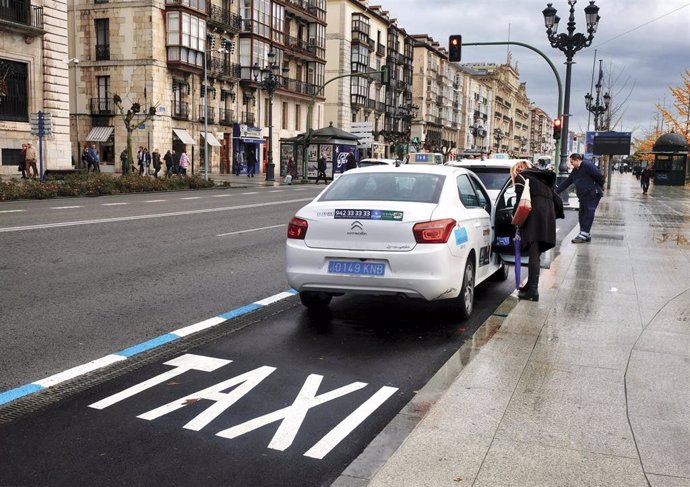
[335,174,690,486]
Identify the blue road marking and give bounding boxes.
[0,291,296,406]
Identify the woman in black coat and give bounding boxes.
[511,160,563,301]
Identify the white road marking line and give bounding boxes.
[212,194,232,198]
[0,209,26,213]
[241,191,258,195]
[34,355,126,388]
[269,190,284,193]
[101,202,128,206]
[0,198,312,233]
[144,199,167,203]
[216,224,286,237]
[50,206,82,209]
[181,196,202,200]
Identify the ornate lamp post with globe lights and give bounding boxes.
[542,0,600,180]
[252,49,289,182]
[584,61,611,131]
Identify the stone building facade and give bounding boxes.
[0,0,71,176]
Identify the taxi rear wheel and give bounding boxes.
[457,257,475,319]
[299,291,333,309]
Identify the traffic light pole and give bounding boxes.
[462,41,564,185]
[302,68,388,183]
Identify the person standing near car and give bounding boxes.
[555,153,605,244]
[345,152,357,171]
[511,160,563,302]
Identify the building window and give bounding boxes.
[0,59,28,122]
[1,148,22,166]
[295,103,301,131]
[166,11,206,68]
[95,19,110,60]
[282,101,288,129]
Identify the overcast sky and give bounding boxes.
[390,0,690,138]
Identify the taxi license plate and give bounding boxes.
[327,261,385,276]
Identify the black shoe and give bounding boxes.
[518,287,539,301]
[571,235,591,243]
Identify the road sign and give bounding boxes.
[29,111,53,137]
[350,121,373,149]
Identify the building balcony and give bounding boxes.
[207,55,241,81]
[219,108,234,126]
[206,4,241,34]
[172,101,190,120]
[199,104,215,123]
[376,43,385,57]
[0,1,44,35]
[95,44,110,61]
[284,0,326,22]
[89,98,115,115]
[350,94,366,108]
[241,111,255,126]
[165,0,206,15]
[351,20,370,36]
[283,34,322,61]
[280,77,317,97]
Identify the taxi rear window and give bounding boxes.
[320,173,444,203]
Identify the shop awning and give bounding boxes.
[201,132,221,147]
[85,126,114,142]
[172,128,196,145]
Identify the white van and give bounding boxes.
[408,152,443,165]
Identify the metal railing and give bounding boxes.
[198,104,215,123]
[172,101,189,120]
[207,56,241,80]
[0,1,43,28]
[219,108,234,125]
[206,4,241,32]
[95,44,110,61]
[241,111,255,126]
[89,98,114,115]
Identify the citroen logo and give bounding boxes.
[351,221,364,231]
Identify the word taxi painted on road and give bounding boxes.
[88,353,398,460]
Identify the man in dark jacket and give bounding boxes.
[555,153,605,243]
[315,154,328,184]
[640,165,653,194]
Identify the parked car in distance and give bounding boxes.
[445,158,516,203]
[286,164,510,318]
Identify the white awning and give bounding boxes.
[201,132,222,147]
[85,126,114,142]
[172,128,196,145]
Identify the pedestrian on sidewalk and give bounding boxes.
[555,153,605,243]
[152,148,162,178]
[640,165,654,194]
[178,151,190,175]
[511,160,563,302]
[88,144,101,172]
[315,153,328,184]
[19,143,27,179]
[120,148,129,175]
[164,149,173,176]
[25,142,38,179]
[246,149,256,177]
[285,156,295,184]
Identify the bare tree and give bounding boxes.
[113,94,158,174]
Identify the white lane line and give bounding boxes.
[181,196,202,200]
[0,209,26,213]
[50,206,82,209]
[269,190,285,193]
[212,194,232,198]
[0,198,312,233]
[101,202,128,206]
[144,199,167,203]
[241,192,258,195]
[34,355,127,388]
[216,224,286,237]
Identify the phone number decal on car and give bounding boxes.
[334,209,403,221]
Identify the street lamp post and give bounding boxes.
[584,60,610,130]
[470,119,486,151]
[543,0,600,180]
[65,58,80,167]
[397,101,419,159]
[493,127,504,152]
[252,49,289,182]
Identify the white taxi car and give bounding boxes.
[444,158,516,202]
[286,165,509,318]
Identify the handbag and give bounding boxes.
[511,176,532,226]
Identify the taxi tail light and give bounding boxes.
[413,218,456,243]
[287,217,308,239]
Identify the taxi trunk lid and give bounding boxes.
[300,201,437,251]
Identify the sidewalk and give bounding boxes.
[337,174,690,486]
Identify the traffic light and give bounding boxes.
[448,35,462,62]
[553,117,562,140]
[381,65,390,87]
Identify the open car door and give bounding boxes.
[492,178,529,266]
